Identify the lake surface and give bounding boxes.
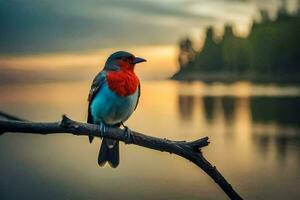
[0,80,300,200]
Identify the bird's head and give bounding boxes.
[104,51,146,71]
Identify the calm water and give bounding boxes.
[0,80,300,200]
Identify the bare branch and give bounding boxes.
[0,112,243,200]
[0,111,27,121]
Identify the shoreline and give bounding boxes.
[170,71,300,85]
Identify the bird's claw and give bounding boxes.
[123,126,132,144]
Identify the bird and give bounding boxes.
[87,51,146,168]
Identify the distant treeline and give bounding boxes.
[172,10,300,83]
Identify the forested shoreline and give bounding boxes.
[172,9,300,83]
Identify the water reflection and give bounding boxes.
[1,80,300,200]
[178,95,195,121]
[177,92,300,164]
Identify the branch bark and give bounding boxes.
[0,112,243,200]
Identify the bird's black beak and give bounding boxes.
[132,57,147,64]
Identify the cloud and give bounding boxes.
[0,0,285,54]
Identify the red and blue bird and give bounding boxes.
[87,51,146,168]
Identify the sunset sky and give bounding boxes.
[1,0,295,54]
[0,0,298,79]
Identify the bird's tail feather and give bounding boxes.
[98,138,119,168]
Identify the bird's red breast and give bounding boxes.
[106,70,139,97]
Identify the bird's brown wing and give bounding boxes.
[88,71,106,102]
[134,83,141,111]
[87,71,106,143]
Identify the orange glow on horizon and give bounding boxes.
[0,45,177,69]
[0,45,178,80]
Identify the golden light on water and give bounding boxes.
[1,79,300,199]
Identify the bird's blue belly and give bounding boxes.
[90,83,138,125]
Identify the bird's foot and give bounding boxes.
[99,122,107,138]
[121,123,132,144]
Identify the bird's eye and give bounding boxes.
[128,56,134,62]
[122,58,128,62]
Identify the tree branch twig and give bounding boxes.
[0,111,243,200]
[0,111,27,121]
